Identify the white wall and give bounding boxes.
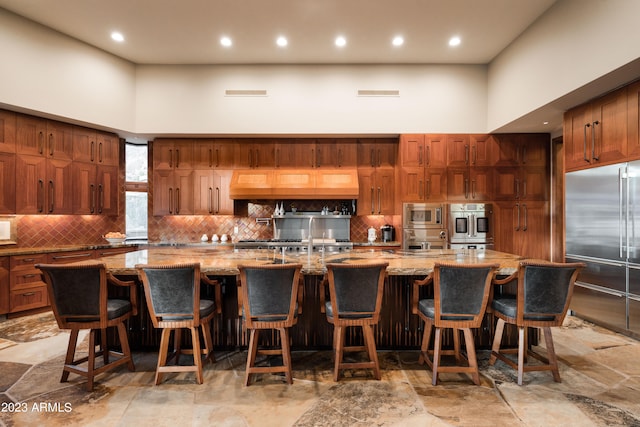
[0,8,136,132]
[487,0,640,132]
[135,64,487,135]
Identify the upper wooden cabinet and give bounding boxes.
[493,134,548,167]
[0,153,16,214]
[400,134,424,167]
[236,140,276,168]
[564,87,628,171]
[358,138,397,168]
[627,80,640,160]
[16,154,74,214]
[17,115,73,160]
[446,134,494,167]
[153,139,194,171]
[274,138,357,168]
[193,169,233,215]
[72,163,119,215]
[73,127,119,166]
[357,168,395,215]
[0,110,16,153]
[193,139,235,169]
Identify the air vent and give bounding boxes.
[225,89,268,97]
[357,89,400,97]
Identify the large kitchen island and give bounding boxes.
[92,247,524,351]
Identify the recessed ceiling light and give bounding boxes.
[276,36,288,47]
[449,36,461,47]
[220,36,232,47]
[111,31,124,43]
[543,121,549,125]
[335,36,347,47]
[392,36,404,47]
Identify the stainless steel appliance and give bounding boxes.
[381,224,395,242]
[565,162,640,336]
[447,203,494,250]
[402,203,447,250]
[235,212,353,253]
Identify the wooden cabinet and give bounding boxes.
[358,138,397,168]
[236,140,275,168]
[0,110,16,153]
[9,253,49,313]
[0,257,9,315]
[446,166,492,201]
[627,80,640,160]
[193,139,235,169]
[16,115,74,160]
[72,127,119,166]
[275,138,357,168]
[153,169,194,215]
[493,134,550,201]
[153,139,194,171]
[15,154,74,214]
[398,134,447,202]
[357,168,394,215]
[72,163,119,215]
[0,152,16,214]
[446,134,494,167]
[193,169,233,215]
[274,139,313,168]
[494,201,549,259]
[94,246,137,258]
[564,88,628,171]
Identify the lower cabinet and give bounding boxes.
[9,253,49,313]
[0,257,9,315]
[571,284,627,332]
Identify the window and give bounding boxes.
[125,143,148,240]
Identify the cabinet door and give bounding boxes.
[398,167,424,202]
[564,104,592,170]
[0,152,15,214]
[96,132,119,166]
[47,121,74,161]
[72,161,97,214]
[0,257,9,315]
[73,126,97,163]
[152,169,173,216]
[0,110,16,153]
[514,202,549,259]
[628,80,640,160]
[446,167,468,200]
[213,170,233,214]
[315,139,338,168]
[16,115,46,156]
[16,154,46,214]
[336,139,358,168]
[469,167,492,201]
[46,158,74,214]
[153,169,194,215]
[446,135,470,167]
[493,167,519,201]
[377,168,395,214]
[194,140,235,169]
[400,134,424,167]
[592,89,627,164]
[96,165,119,215]
[470,134,494,167]
[425,135,447,167]
[424,168,447,201]
[236,142,275,168]
[275,140,313,168]
[357,169,376,214]
[193,169,214,214]
[153,140,194,170]
[520,166,549,201]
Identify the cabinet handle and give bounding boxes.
[521,146,527,164]
[426,179,431,199]
[592,120,600,161]
[48,180,54,213]
[51,253,92,260]
[583,123,591,163]
[98,184,104,213]
[377,187,382,214]
[91,141,95,162]
[465,145,469,165]
[338,148,342,167]
[276,148,280,168]
[21,292,36,297]
[522,204,528,231]
[515,203,520,231]
[169,149,173,168]
[215,148,220,168]
[49,133,54,157]
[254,149,259,168]
[99,142,103,163]
[23,274,38,279]
[311,149,315,168]
[472,146,477,165]
[464,178,469,199]
[471,180,476,199]
[38,131,44,155]
[168,188,173,214]
[426,146,431,166]
[175,188,180,214]
[176,149,180,168]
[370,148,375,167]
[90,184,96,213]
[208,187,213,213]
[522,180,527,199]
[418,146,423,165]
[419,180,424,200]
[370,187,375,214]
[377,149,381,167]
[316,147,321,168]
[209,148,213,168]
[216,187,221,214]
[38,179,44,213]
[22,258,36,263]
[515,179,520,199]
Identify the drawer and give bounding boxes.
[48,250,94,264]
[95,247,135,257]
[10,253,48,270]
[10,268,46,290]
[10,285,48,313]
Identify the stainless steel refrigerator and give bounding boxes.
[565,161,640,336]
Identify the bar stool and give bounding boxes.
[136,263,220,385]
[237,263,303,385]
[321,262,388,381]
[37,262,137,391]
[490,260,585,385]
[412,262,498,385]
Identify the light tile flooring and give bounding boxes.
[0,313,639,426]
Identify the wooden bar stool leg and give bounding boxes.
[202,323,215,363]
[517,327,526,386]
[62,329,80,383]
[174,329,182,365]
[489,318,505,365]
[453,328,462,363]
[116,322,135,371]
[363,325,380,380]
[432,327,443,386]
[463,328,480,385]
[279,328,293,384]
[245,329,259,386]
[87,329,97,392]
[543,327,561,382]
[101,328,109,365]
[156,328,172,385]
[419,322,432,365]
[333,326,345,381]
[190,326,203,384]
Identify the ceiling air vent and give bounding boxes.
[357,89,400,97]
[225,89,268,97]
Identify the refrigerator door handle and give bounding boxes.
[619,166,625,259]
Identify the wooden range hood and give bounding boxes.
[229,169,359,199]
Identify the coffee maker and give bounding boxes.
[380,224,395,242]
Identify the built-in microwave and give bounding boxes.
[402,203,444,229]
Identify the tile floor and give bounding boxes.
[0,313,639,427]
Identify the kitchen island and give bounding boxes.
[89,247,524,351]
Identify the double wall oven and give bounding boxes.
[402,203,448,250]
[447,203,494,250]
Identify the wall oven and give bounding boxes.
[448,203,494,249]
[402,203,447,250]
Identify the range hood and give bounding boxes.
[229,169,359,199]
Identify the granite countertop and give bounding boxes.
[78,247,522,276]
[0,243,139,257]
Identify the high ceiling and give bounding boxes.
[0,0,558,65]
